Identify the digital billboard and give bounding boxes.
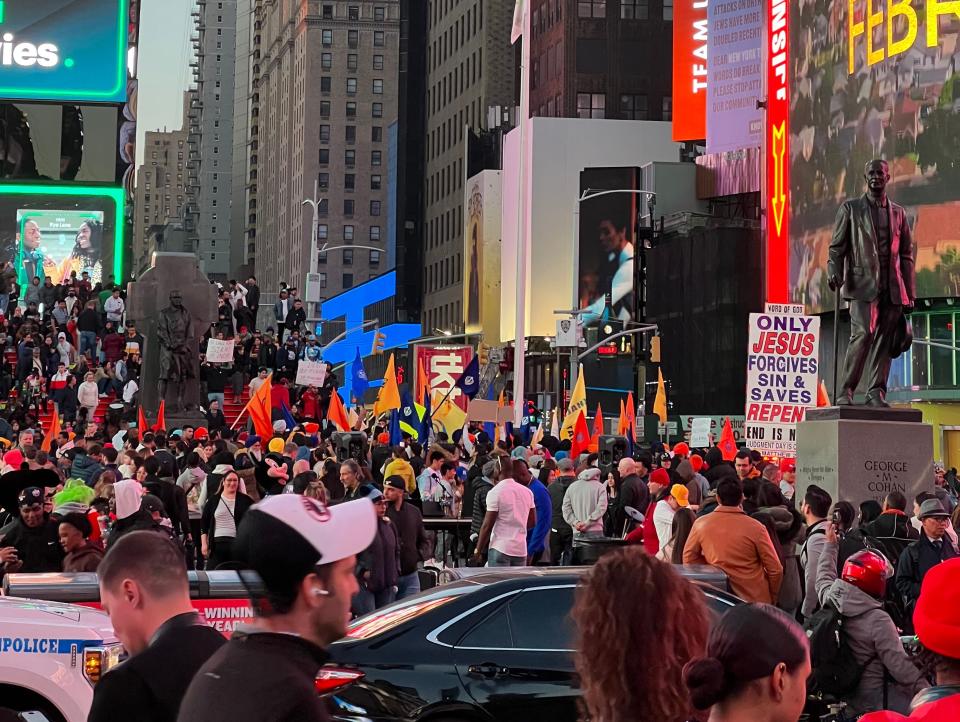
[0,183,124,287]
[0,0,128,103]
[577,167,640,328]
[789,0,960,312]
[672,0,709,141]
[463,169,501,340]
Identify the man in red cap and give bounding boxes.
[641,468,671,555]
[779,458,797,502]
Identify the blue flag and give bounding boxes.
[280,402,297,433]
[351,347,369,402]
[455,355,480,399]
[388,409,402,446]
[419,392,433,445]
[398,390,419,438]
[482,382,496,441]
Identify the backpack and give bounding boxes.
[803,601,872,697]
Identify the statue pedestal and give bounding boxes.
[795,406,933,509]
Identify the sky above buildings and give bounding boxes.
[135,0,194,167]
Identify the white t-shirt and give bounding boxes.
[653,499,676,550]
[486,478,535,558]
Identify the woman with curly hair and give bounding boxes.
[56,219,103,285]
[572,549,709,721]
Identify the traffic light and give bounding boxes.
[650,335,661,363]
[478,342,490,365]
[371,329,386,355]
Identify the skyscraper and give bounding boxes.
[187,0,239,282]
[421,0,516,334]
[250,0,400,306]
[134,125,189,274]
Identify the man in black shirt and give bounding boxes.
[178,495,377,722]
[384,476,429,600]
[89,531,225,722]
[0,487,64,573]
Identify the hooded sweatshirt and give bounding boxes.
[816,540,926,716]
[561,470,607,543]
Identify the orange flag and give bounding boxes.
[570,411,591,458]
[625,391,636,439]
[40,405,60,452]
[590,402,604,451]
[817,380,830,407]
[416,355,430,406]
[248,373,274,440]
[717,416,738,461]
[327,389,351,432]
[617,399,627,436]
[138,406,148,435]
[152,400,166,432]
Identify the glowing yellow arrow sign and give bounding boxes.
[770,121,787,236]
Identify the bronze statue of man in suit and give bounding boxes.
[828,159,915,407]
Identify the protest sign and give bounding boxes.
[205,339,235,363]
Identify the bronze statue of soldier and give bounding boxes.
[157,290,196,410]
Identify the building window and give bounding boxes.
[321,52,332,69]
[370,174,382,190]
[344,226,355,242]
[374,30,385,46]
[320,76,331,92]
[371,150,382,165]
[343,249,354,265]
[318,224,328,240]
[369,225,381,241]
[577,92,605,119]
[662,0,673,19]
[348,54,358,70]
[343,273,354,288]
[344,198,355,214]
[318,251,328,264]
[344,174,356,190]
[348,5,359,20]
[370,200,381,215]
[346,101,357,117]
[345,149,356,166]
[319,125,330,142]
[318,198,329,215]
[662,96,673,120]
[621,0,648,18]
[318,148,330,165]
[374,5,385,21]
[373,54,384,70]
[318,172,329,189]
[346,77,357,94]
[322,4,333,18]
[373,79,383,94]
[620,93,649,119]
[370,249,381,264]
[318,272,327,288]
[346,125,356,143]
[372,126,383,142]
[322,29,333,46]
[320,101,330,117]
[372,102,383,117]
[578,0,606,18]
[348,29,359,48]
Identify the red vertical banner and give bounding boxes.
[416,345,473,411]
[671,0,709,141]
[765,0,790,302]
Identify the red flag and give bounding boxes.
[248,374,274,440]
[40,405,60,452]
[570,411,591,458]
[617,399,627,436]
[138,406,148,435]
[717,416,737,461]
[152,400,166,432]
[817,380,830,407]
[327,389,351,432]
[589,403,604,452]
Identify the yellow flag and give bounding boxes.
[560,364,587,440]
[653,368,668,424]
[435,398,467,437]
[373,353,401,416]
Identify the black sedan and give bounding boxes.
[319,566,740,722]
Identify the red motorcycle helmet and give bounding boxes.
[842,549,894,598]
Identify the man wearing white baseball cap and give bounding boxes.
[177,495,377,722]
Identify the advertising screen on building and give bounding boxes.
[672,0,709,141]
[789,0,960,312]
[577,167,639,328]
[0,184,124,287]
[463,170,502,340]
[0,0,128,103]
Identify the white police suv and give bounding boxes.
[0,596,121,721]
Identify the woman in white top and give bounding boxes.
[200,470,253,570]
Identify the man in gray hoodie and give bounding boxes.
[816,523,926,716]
[799,484,832,620]
[561,467,607,559]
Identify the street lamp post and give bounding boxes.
[301,180,323,325]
